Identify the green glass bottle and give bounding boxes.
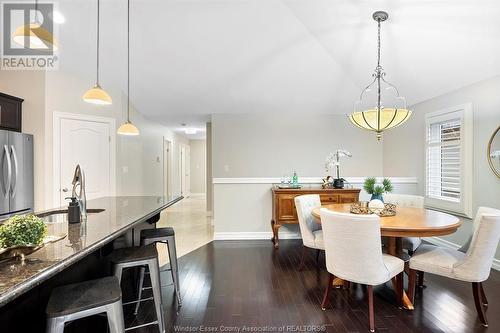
[292,171,298,187]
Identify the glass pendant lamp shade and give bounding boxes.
[349,11,411,140]
[118,0,139,136]
[83,0,112,105]
[349,108,412,139]
[12,23,58,50]
[82,84,112,105]
[117,121,139,136]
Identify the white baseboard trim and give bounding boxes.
[214,231,301,240]
[212,233,500,271]
[427,237,500,271]
[213,177,418,184]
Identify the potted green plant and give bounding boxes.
[363,177,393,202]
[0,215,47,248]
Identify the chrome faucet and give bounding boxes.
[71,165,87,219]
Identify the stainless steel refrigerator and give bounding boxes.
[0,130,34,219]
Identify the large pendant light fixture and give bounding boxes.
[82,0,112,105]
[349,11,411,140]
[117,0,139,136]
[12,0,58,50]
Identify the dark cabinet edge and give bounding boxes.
[0,92,24,133]
[0,92,24,102]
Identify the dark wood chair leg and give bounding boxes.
[408,268,417,304]
[321,274,334,310]
[417,271,425,288]
[396,273,403,308]
[367,285,375,332]
[472,282,488,327]
[298,246,308,271]
[479,282,488,307]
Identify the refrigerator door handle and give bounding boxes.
[2,145,12,196]
[10,145,18,197]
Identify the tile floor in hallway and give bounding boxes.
[155,195,214,266]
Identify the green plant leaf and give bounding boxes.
[382,178,393,193]
[363,177,376,194]
[374,185,384,196]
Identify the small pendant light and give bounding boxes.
[12,0,58,50]
[117,0,139,136]
[82,0,112,105]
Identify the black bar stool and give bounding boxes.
[110,244,164,333]
[134,227,181,315]
[46,276,124,333]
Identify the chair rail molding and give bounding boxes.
[213,177,418,184]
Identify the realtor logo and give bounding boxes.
[1,2,58,70]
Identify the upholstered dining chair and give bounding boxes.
[408,207,500,327]
[294,194,324,270]
[319,209,404,332]
[384,193,424,255]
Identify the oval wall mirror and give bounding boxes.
[488,126,500,178]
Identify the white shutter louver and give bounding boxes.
[426,119,461,202]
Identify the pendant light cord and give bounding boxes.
[127,0,130,122]
[96,0,100,85]
[376,18,382,130]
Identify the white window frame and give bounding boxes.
[424,103,473,217]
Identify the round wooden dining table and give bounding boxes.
[311,203,462,310]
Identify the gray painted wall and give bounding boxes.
[212,113,384,178]
[212,113,403,235]
[384,75,500,258]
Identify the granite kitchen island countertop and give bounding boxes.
[0,195,182,307]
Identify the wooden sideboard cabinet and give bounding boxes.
[271,186,361,248]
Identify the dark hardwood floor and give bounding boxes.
[81,240,500,332]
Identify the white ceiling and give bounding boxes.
[56,0,500,130]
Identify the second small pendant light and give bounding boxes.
[117,0,139,136]
[83,0,112,105]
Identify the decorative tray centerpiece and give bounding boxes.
[0,215,66,262]
[350,201,397,217]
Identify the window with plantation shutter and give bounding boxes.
[425,104,473,217]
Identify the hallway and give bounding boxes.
[156,195,213,265]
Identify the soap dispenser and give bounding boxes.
[66,197,81,224]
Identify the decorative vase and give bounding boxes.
[333,178,344,189]
[370,194,384,202]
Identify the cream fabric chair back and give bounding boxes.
[384,194,424,208]
[454,207,500,282]
[320,209,391,285]
[294,194,321,248]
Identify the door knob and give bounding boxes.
[62,187,69,192]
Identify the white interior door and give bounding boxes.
[55,114,114,207]
[179,144,191,197]
[163,139,172,197]
[180,146,186,196]
[185,145,191,196]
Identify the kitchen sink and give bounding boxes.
[37,209,105,223]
